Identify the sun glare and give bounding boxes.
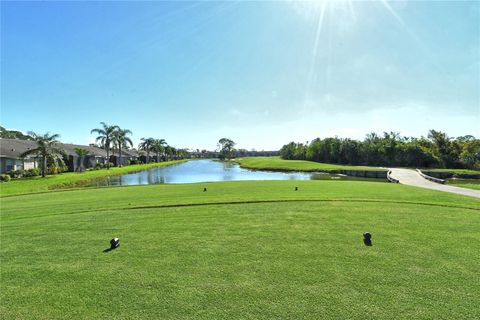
[291,0,409,106]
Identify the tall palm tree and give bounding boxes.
[139,137,155,163]
[91,122,119,169]
[21,132,63,177]
[113,128,133,167]
[152,139,167,162]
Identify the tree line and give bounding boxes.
[280,130,480,169]
[90,122,188,168]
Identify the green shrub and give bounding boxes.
[47,164,61,175]
[0,174,11,182]
[108,162,115,168]
[23,168,40,177]
[94,163,104,170]
[128,159,141,165]
[8,169,25,178]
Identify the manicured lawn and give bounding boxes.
[446,179,480,190]
[424,168,480,175]
[0,160,186,196]
[1,180,479,319]
[236,157,387,172]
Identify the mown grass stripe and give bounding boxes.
[3,199,478,222]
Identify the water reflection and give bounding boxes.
[90,159,384,187]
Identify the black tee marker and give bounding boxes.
[110,238,120,249]
[363,232,372,246]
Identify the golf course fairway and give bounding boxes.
[1,180,479,319]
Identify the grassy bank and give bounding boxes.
[236,157,387,172]
[1,180,478,319]
[446,178,480,190]
[425,168,480,175]
[0,160,187,196]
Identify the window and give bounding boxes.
[6,159,14,172]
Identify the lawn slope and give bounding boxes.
[0,160,187,196]
[446,179,480,190]
[1,181,479,319]
[236,157,387,172]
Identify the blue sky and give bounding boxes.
[1,1,479,150]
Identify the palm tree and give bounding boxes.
[74,148,90,172]
[91,122,119,169]
[21,132,63,177]
[152,139,167,162]
[113,128,133,167]
[164,145,175,161]
[139,137,155,163]
[177,148,188,159]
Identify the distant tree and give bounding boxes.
[152,139,167,162]
[428,130,456,167]
[177,148,188,159]
[0,126,33,140]
[280,142,297,160]
[20,132,63,177]
[164,145,175,161]
[91,122,119,169]
[460,139,480,169]
[217,138,236,160]
[139,137,155,163]
[113,128,133,167]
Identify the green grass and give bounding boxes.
[424,168,480,175]
[0,160,186,196]
[446,179,480,190]
[1,180,479,319]
[236,157,387,172]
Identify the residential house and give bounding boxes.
[0,138,110,173]
[0,139,41,173]
[59,143,109,172]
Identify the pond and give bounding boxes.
[86,159,386,187]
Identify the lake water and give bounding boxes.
[87,159,385,187]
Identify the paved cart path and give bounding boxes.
[389,168,480,199]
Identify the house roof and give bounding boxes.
[0,139,39,159]
[0,138,110,159]
[122,148,141,157]
[58,143,108,157]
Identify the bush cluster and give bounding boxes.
[8,170,24,178]
[6,168,41,179]
[94,163,104,170]
[128,159,142,165]
[0,174,11,182]
[24,168,41,177]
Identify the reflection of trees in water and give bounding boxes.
[146,170,166,184]
[222,161,235,171]
[148,171,157,184]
